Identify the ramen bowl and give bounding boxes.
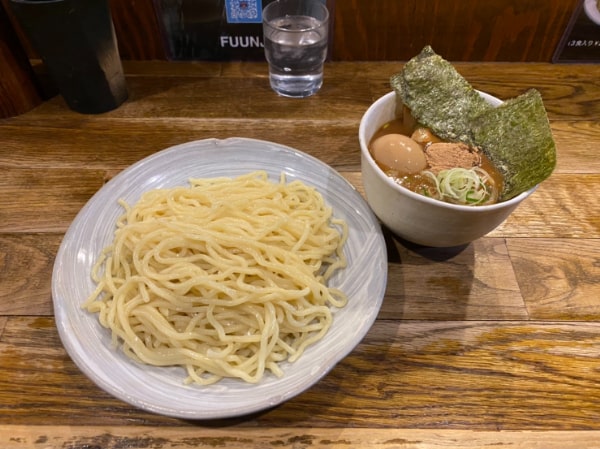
[359,91,537,247]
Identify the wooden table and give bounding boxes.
[1,60,600,448]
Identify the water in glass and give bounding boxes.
[264,15,328,98]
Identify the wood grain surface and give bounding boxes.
[1,60,600,448]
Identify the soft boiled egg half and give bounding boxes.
[370,133,426,174]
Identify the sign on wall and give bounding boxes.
[154,0,329,61]
[154,0,275,60]
[554,0,600,62]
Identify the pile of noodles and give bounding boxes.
[83,171,348,385]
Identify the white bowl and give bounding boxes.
[359,91,536,247]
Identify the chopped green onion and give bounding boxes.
[422,167,496,205]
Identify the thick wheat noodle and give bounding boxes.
[83,171,348,385]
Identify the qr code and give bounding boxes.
[226,0,262,24]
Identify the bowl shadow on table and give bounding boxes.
[381,224,476,321]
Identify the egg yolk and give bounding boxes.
[371,134,427,174]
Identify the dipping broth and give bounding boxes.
[369,110,504,206]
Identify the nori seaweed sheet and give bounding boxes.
[390,46,493,144]
[390,46,557,201]
[471,89,557,201]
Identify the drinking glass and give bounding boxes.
[262,0,329,98]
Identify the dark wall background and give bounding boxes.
[1,0,582,62]
[331,0,580,62]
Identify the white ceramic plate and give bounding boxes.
[52,137,387,419]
